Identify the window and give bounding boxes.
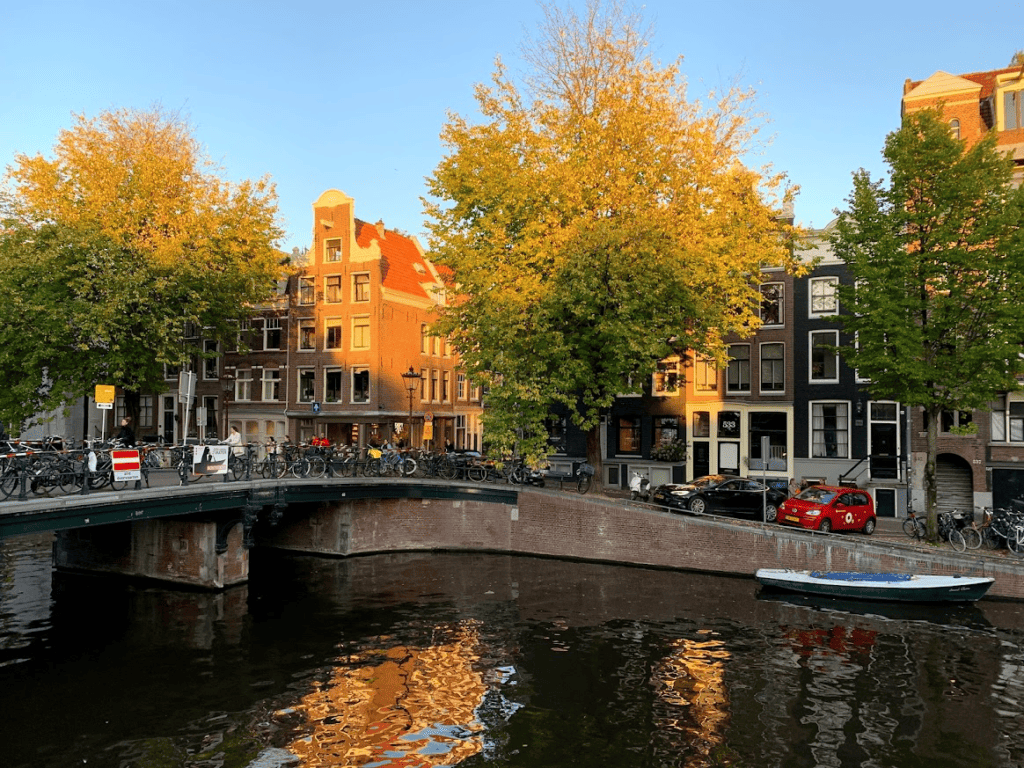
[264,318,281,350]
[810,331,839,382]
[749,411,787,470]
[352,317,370,349]
[727,345,750,393]
[693,411,710,438]
[760,283,784,325]
[325,368,343,403]
[430,370,438,401]
[760,343,785,392]
[1004,90,1022,131]
[352,368,369,403]
[353,273,370,302]
[139,395,153,429]
[718,411,741,438]
[298,276,314,305]
[1011,402,1024,442]
[653,357,681,395]
[695,357,717,391]
[940,410,973,434]
[617,416,641,454]
[235,370,252,401]
[653,417,680,448]
[202,395,218,439]
[326,319,342,349]
[299,319,315,350]
[950,118,961,140]
[810,277,838,315]
[457,373,466,400]
[812,402,849,458]
[203,340,219,380]
[262,370,280,401]
[442,371,450,402]
[420,369,428,401]
[325,238,341,262]
[421,324,429,354]
[432,336,441,356]
[547,416,568,454]
[326,275,342,303]
[298,369,315,403]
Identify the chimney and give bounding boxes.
[376,219,386,239]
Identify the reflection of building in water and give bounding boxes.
[284,620,487,766]
[651,636,730,767]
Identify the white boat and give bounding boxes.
[755,569,993,603]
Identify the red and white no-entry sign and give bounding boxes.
[112,450,141,481]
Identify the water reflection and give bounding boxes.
[3,538,1024,767]
[286,621,487,766]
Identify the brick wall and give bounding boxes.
[262,489,1024,600]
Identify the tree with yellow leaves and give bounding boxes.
[0,107,283,428]
[425,1,799,471]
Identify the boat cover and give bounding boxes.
[809,572,913,582]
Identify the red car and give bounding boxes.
[777,485,877,534]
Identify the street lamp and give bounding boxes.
[221,372,235,440]
[400,366,422,443]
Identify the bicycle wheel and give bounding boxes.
[438,458,458,481]
[308,456,327,478]
[947,528,967,553]
[468,464,487,482]
[962,527,982,550]
[0,464,20,499]
[982,526,1003,550]
[576,473,592,494]
[229,455,245,481]
[399,457,417,477]
[290,458,310,478]
[1008,525,1024,556]
[58,462,81,494]
[902,517,925,539]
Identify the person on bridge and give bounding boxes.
[116,417,135,447]
[226,426,243,456]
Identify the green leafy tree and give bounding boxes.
[0,107,283,428]
[425,0,798,473]
[831,108,1024,539]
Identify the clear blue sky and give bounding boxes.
[3,1,1023,253]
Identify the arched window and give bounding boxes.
[950,118,961,139]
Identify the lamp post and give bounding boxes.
[221,373,235,440]
[400,366,422,444]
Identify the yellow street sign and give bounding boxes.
[95,385,116,404]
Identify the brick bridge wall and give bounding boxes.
[261,487,1024,601]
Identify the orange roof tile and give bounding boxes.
[354,219,440,302]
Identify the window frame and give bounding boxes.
[325,274,342,303]
[759,342,785,393]
[727,344,751,394]
[325,318,343,350]
[298,276,315,305]
[809,330,840,383]
[809,276,839,317]
[760,282,784,326]
[299,318,316,351]
[297,368,316,403]
[325,237,342,262]
[351,367,370,404]
[352,272,370,303]
[810,401,850,459]
[351,316,370,350]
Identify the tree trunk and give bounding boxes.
[924,405,940,542]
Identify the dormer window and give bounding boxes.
[1004,90,1023,131]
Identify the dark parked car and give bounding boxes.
[651,474,787,521]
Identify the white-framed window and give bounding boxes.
[420,368,428,401]
[432,336,441,356]
[727,345,750,393]
[298,369,315,403]
[262,369,280,402]
[950,118,961,140]
[203,340,219,380]
[810,330,839,382]
[325,237,342,262]
[325,275,342,303]
[351,367,370,403]
[760,343,785,392]
[264,318,282,350]
[353,272,370,302]
[235,370,252,402]
[298,276,315,305]
[695,357,717,392]
[325,319,342,350]
[352,316,370,350]
[810,277,839,316]
[421,324,429,354]
[760,283,784,326]
[299,319,315,350]
[811,401,850,458]
[457,373,466,400]
[325,367,343,403]
[653,357,681,396]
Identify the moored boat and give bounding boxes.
[755,569,993,603]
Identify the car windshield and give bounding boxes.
[797,487,836,504]
[690,475,724,489]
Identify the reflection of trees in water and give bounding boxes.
[285,619,488,766]
[650,636,731,767]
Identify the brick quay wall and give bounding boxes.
[261,487,1024,601]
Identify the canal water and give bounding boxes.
[3,533,1024,768]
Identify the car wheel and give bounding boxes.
[765,503,778,523]
[819,517,832,534]
[863,517,876,535]
[689,497,706,515]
